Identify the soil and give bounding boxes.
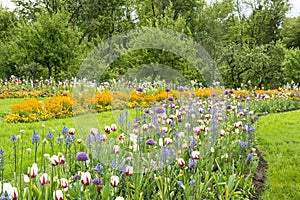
[250,149,268,200]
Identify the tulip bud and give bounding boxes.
[69,128,75,135]
[111,124,117,131]
[191,151,200,160]
[164,138,173,145]
[220,130,226,137]
[110,176,120,187]
[55,190,63,200]
[40,173,50,186]
[125,166,133,176]
[177,158,187,169]
[113,145,120,154]
[11,187,18,200]
[29,163,38,178]
[50,155,59,166]
[81,172,91,186]
[60,178,68,189]
[104,126,111,134]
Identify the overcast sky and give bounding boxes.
[1,0,300,17]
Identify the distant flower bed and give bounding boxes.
[0,77,72,98]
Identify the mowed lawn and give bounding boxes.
[256,110,300,199]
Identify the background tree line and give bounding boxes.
[0,0,299,88]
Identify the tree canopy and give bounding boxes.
[0,0,299,88]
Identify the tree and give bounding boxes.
[281,16,300,48]
[13,11,84,79]
[282,48,300,83]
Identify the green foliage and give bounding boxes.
[0,0,299,87]
[281,16,300,48]
[12,11,85,79]
[282,48,300,83]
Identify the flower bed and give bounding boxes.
[5,87,300,123]
[1,92,261,199]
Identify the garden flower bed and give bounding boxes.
[0,78,299,199]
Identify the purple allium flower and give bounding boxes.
[166,88,170,92]
[32,130,40,144]
[229,90,234,94]
[178,87,184,92]
[168,96,174,101]
[178,118,182,123]
[224,90,229,95]
[46,132,53,140]
[62,126,68,135]
[94,163,104,173]
[93,178,102,185]
[177,181,183,186]
[137,87,143,92]
[247,153,252,161]
[239,141,249,147]
[145,109,150,114]
[74,174,81,180]
[189,179,196,185]
[76,152,89,161]
[188,158,197,168]
[11,135,17,141]
[146,138,156,145]
[155,106,165,114]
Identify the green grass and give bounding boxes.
[0,98,137,180]
[256,110,300,199]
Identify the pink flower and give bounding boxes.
[104,126,111,134]
[111,124,117,131]
[55,190,63,200]
[29,163,38,178]
[40,173,50,186]
[110,176,120,187]
[81,172,91,186]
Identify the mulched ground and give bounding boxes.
[250,149,268,200]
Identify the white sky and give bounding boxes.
[0,0,300,17]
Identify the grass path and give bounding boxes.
[256,110,300,199]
